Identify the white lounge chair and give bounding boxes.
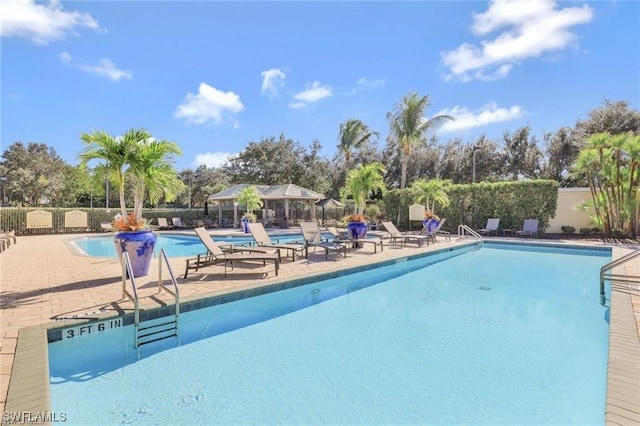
[477,218,500,236]
[299,222,348,260]
[327,226,384,253]
[185,227,280,278]
[381,221,432,247]
[247,222,307,261]
[172,217,187,229]
[157,218,173,230]
[516,219,539,238]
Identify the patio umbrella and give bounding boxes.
[318,198,345,222]
[204,201,209,216]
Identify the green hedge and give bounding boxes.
[379,180,558,233]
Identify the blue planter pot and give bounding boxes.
[114,230,157,277]
[241,219,250,233]
[346,221,368,248]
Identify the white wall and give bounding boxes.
[547,188,594,234]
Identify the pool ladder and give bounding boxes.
[457,224,483,247]
[599,248,640,306]
[121,249,180,348]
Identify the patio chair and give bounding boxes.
[157,218,173,230]
[0,230,17,246]
[247,222,307,261]
[185,227,279,278]
[381,221,433,247]
[100,222,114,232]
[299,222,348,260]
[172,217,187,229]
[327,226,384,253]
[423,218,451,242]
[193,226,280,259]
[477,218,500,236]
[515,219,539,238]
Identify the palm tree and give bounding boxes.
[387,92,454,188]
[411,178,451,214]
[337,119,378,172]
[79,128,184,229]
[237,185,263,220]
[340,162,387,215]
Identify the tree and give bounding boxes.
[236,185,263,219]
[411,178,451,214]
[541,127,582,186]
[78,128,184,229]
[0,142,68,206]
[337,119,378,172]
[502,126,543,180]
[340,162,387,215]
[223,134,331,194]
[386,92,454,189]
[575,99,640,137]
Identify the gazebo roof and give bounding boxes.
[208,184,326,202]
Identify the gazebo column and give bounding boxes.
[309,200,316,221]
[218,203,222,228]
[233,200,238,228]
[284,199,290,221]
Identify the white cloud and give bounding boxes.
[436,103,524,133]
[441,0,593,81]
[194,152,233,168]
[0,0,100,45]
[289,81,332,108]
[60,51,133,81]
[175,83,244,124]
[356,77,385,90]
[260,68,286,99]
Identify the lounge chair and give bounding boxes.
[299,222,348,260]
[515,219,539,238]
[247,222,307,261]
[477,218,500,236]
[172,217,187,229]
[423,218,451,242]
[381,221,432,247]
[0,231,17,246]
[100,222,114,232]
[327,226,384,253]
[157,218,173,230]
[193,226,280,259]
[185,227,279,278]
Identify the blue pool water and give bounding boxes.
[71,232,316,258]
[49,243,611,425]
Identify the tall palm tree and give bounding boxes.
[387,92,454,188]
[340,162,387,215]
[337,119,378,179]
[79,128,183,229]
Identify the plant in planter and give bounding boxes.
[340,163,386,245]
[236,185,262,232]
[78,128,184,276]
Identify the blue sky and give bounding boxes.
[2,0,639,171]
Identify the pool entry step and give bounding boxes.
[121,249,181,348]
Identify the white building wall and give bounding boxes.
[547,188,594,234]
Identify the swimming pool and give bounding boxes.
[48,242,611,424]
[71,232,316,258]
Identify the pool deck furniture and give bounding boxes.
[157,218,173,230]
[247,222,307,261]
[186,227,281,278]
[0,232,638,423]
[515,219,539,238]
[422,218,451,242]
[381,221,433,247]
[185,227,279,278]
[171,217,187,229]
[477,218,500,236]
[327,226,384,253]
[299,222,348,260]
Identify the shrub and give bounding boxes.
[561,225,576,235]
[579,227,593,237]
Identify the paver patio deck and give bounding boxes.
[0,230,638,424]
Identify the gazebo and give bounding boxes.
[208,184,326,228]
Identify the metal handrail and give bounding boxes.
[458,224,483,247]
[120,252,140,346]
[158,249,180,329]
[600,248,640,305]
